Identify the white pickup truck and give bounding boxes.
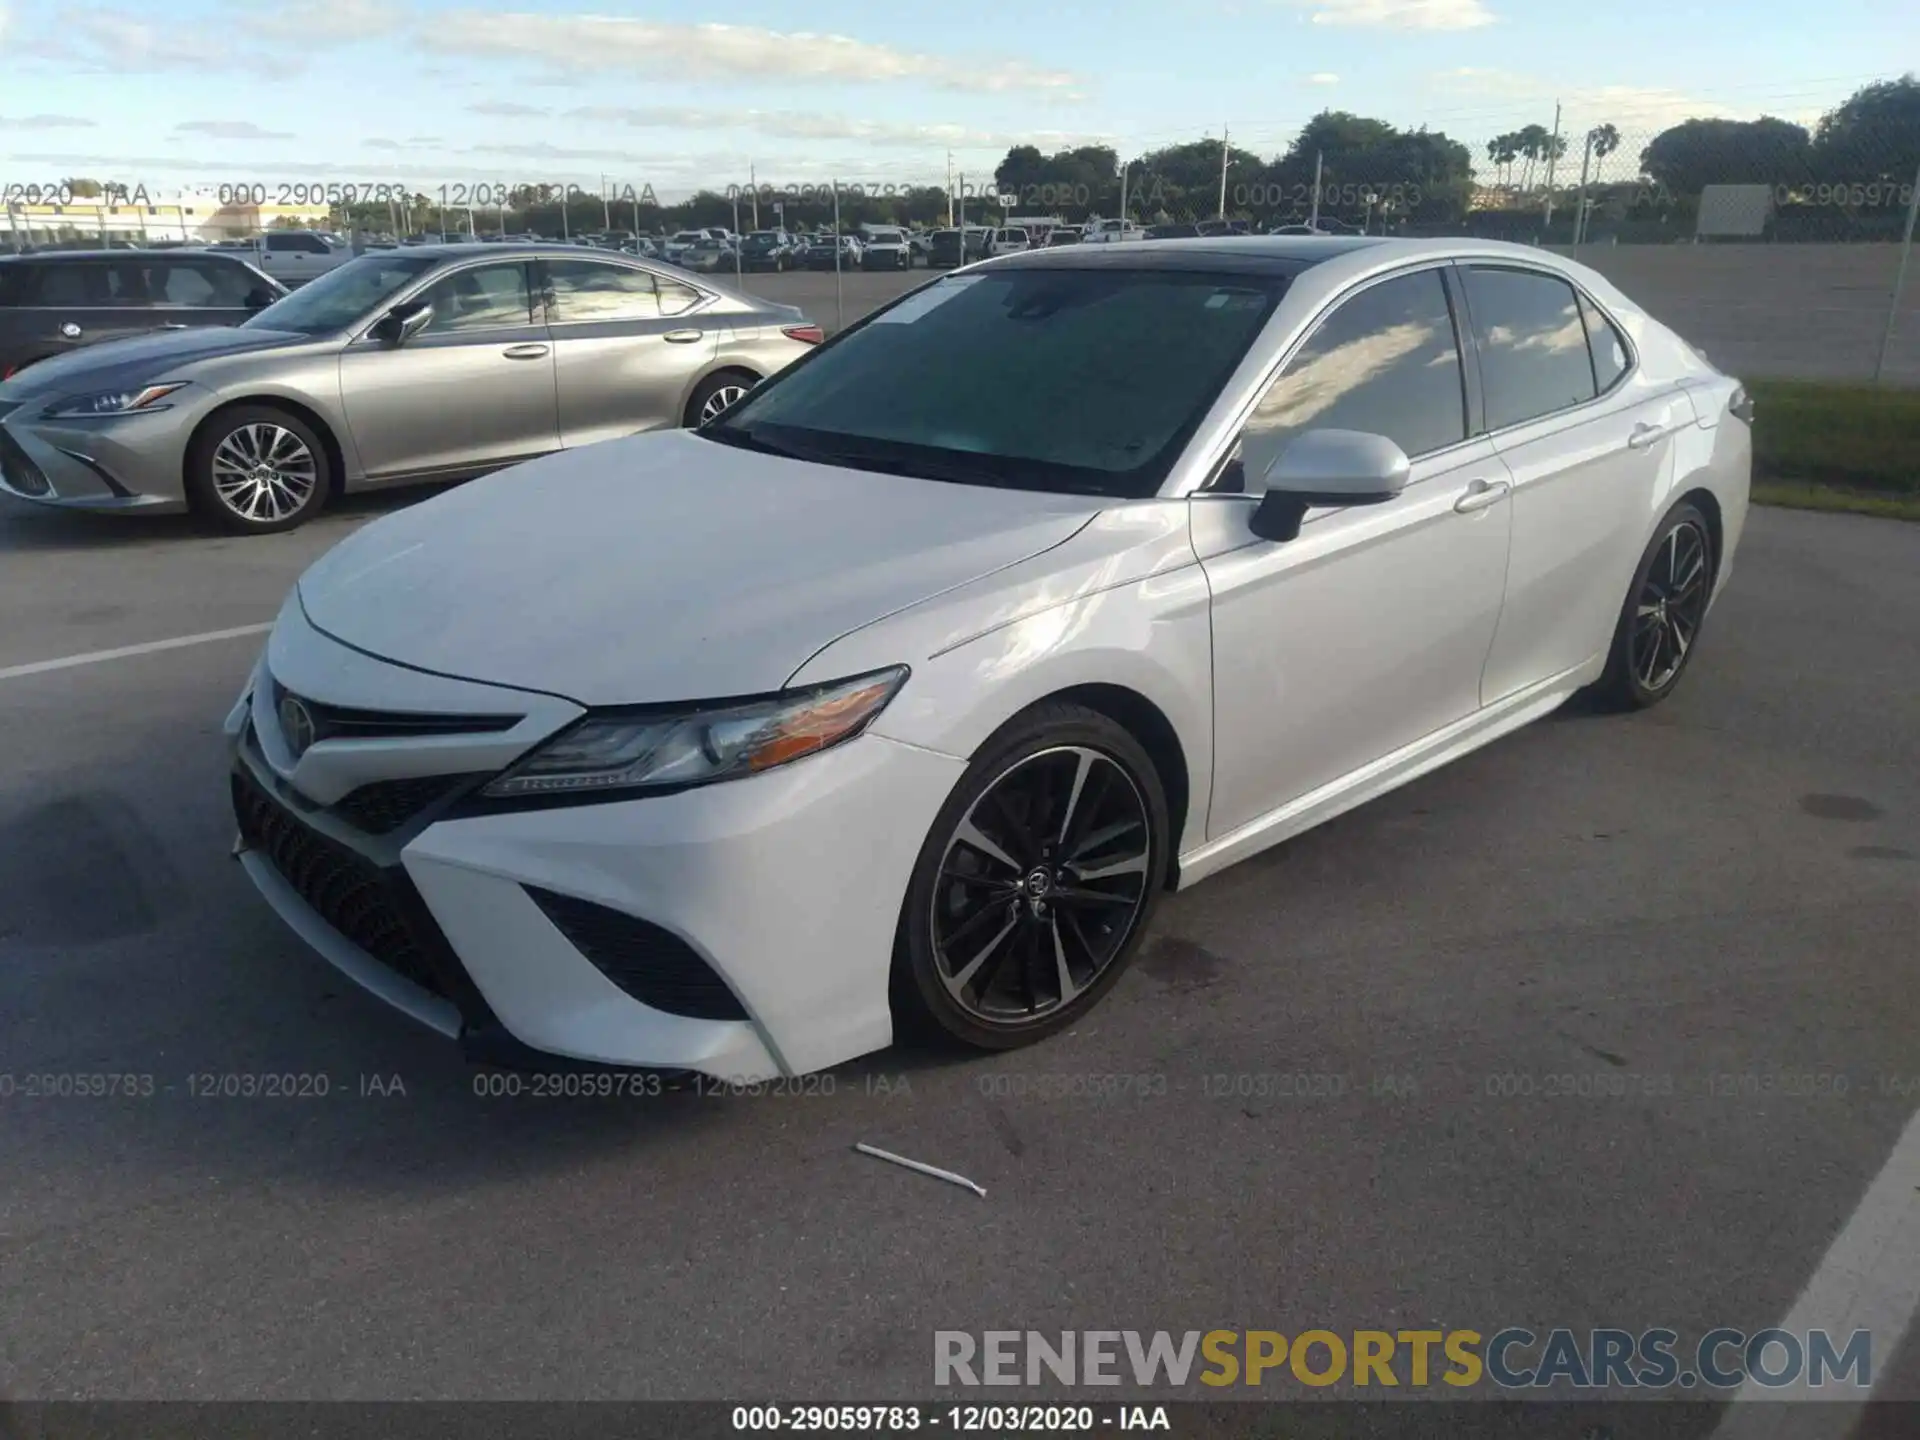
[1079,218,1148,244]
[239,231,359,286]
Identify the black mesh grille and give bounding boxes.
[232,769,449,998]
[269,680,520,743]
[332,775,469,835]
[0,426,50,497]
[525,887,748,1021]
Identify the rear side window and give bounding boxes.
[151,259,261,307]
[265,233,329,254]
[1579,292,1631,393]
[1462,266,1597,429]
[0,265,28,307]
[25,263,112,306]
[1240,267,1468,476]
[544,259,660,323]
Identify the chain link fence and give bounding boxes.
[3,111,1917,383]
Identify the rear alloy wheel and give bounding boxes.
[1595,501,1715,709]
[686,371,756,427]
[894,704,1169,1050]
[187,404,330,534]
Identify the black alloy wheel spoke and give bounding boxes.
[931,745,1153,1023]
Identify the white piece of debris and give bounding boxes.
[854,1142,987,1197]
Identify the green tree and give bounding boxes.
[1639,116,1813,194]
[1811,73,1920,188]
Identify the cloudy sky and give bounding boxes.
[0,0,1912,199]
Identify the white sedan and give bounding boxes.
[225,237,1752,1080]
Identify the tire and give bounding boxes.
[892,702,1171,1051]
[684,370,757,427]
[185,403,331,534]
[1592,500,1716,710]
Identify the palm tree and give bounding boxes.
[1588,123,1621,184]
[1486,133,1520,188]
[1515,124,1552,190]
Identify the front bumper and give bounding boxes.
[0,406,196,511]
[226,602,966,1079]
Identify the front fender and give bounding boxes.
[785,501,1216,860]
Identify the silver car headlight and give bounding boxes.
[43,383,186,418]
[482,666,909,800]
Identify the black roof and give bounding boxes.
[0,246,263,264]
[985,234,1385,274]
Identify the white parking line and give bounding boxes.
[1710,1103,1920,1439]
[0,623,271,682]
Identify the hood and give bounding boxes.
[296,429,1100,706]
[0,326,301,403]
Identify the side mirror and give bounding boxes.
[1248,429,1412,543]
[372,301,434,346]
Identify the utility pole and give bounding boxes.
[946,151,955,227]
[1543,102,1563,230]
[749,162,759,229]
[1572,130,1594,245]
[600,175,611,231]
[1118,162,1129,225]
[1217,125,1230,219]
[832,179,844,332]
[1309,150,1323,228]
[1874,160,1920,384]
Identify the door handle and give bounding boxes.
[60,321,83,339]
[1453,478,1511,513]
[157,323,189,330]
[663,329,705,344]
[501,344,549,360]
[1628,420,1676,450]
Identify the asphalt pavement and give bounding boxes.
[2,471,1918,1423]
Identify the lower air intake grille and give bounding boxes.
[524,887,749,1021]
[0,427,51,497]
[232,770,450,998]
[332,775,469,835]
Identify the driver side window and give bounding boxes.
[415,263,534,334]
[1236,268,1468,490]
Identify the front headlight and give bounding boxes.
[44,383,186,418]
[482,665,909,800]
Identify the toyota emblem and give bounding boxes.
[278,694,317,760]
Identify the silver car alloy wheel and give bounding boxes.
[930,744,1153,1024]
[700,384,749,423]
[210,423,318,523]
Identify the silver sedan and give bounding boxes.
[0,242,822,533]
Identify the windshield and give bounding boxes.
[242,253,438,336]
[704,267,1285,499]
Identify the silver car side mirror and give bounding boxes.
[1250,429,1412,542]
[375,301,434,346]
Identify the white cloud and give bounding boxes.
[1307,72,1340,85]
[175,120,295,140]
[0,114,98,130]
[1284,0,1494,29]
[467,100,550,118]
[240,0,399,42]
[21,10,293,71]
[572,105,1107,152]
[425,13,1078,92]
[0,1,11,45]
[1428,68,1759,138]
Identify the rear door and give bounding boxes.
[336,258,559,479]
[538,256,715,443]
[1461,263,1688,702]
[2,260,158,373]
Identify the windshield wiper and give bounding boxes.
[704,424,1115,496]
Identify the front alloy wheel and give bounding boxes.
[186,404,331,534]
[895,704,1169,1049]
